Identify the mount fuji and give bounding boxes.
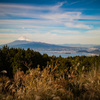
[0,36,73,51]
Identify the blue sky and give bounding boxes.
[0,0,100,45]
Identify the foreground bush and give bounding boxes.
[0,64,100,100]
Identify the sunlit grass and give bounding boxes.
[0,64,100,100]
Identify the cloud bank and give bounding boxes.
[0,2,100,44]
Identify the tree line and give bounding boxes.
[0,45,100,78]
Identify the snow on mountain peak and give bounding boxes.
[18,36,31,41]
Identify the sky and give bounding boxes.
[0,0,100,45]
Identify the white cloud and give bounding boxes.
[0,3,99,22]
[40,12,81,21]
[0,3,99,28]
[0,33,20,44]
[51,30,80,34]
[70,1,80,5]
[80,15,100,20]
[65,22,92,29]
[0,2,64,11]
[0,33,21,38]
[0,19,62,27]
[0,2,99,21]
[0,3,100,45]
[0,29,19,32]
[86,30,100,34]
[0,32,100,45]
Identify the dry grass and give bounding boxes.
[0,65,100,100]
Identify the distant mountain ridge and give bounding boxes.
[0,40,72,51]
[7,40,31,46]
[0,40,100,55]
[1,40,99,49]
[61,44,98,47]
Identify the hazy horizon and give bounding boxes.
[0,36,99,46]
[0,0,100,45]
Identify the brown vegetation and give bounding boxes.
[0,64,100,100]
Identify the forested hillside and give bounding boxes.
[0,46,100,100]
[0,46,50,77]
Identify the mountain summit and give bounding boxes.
[18,36,31,41]
[0,39,72,51]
